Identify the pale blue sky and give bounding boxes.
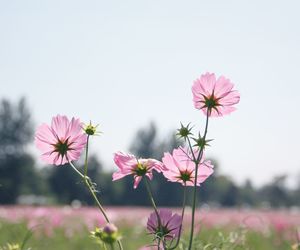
[1,0,299,186]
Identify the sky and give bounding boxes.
[0,0,299,187]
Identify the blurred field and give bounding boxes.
[0,206,299,249]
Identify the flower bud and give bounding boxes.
[83,121,101,136]
[192,133,212,149]
[103,223,118,234]
[91,223,120,245]
[176,123,193,140]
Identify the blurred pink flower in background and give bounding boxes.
[139,246,156,250]
[0,206,300,243]
[113,152,165,188]
[35,115,87,165]
[162,147,214,186]
[147,209,182,240]
[192,72,240,117]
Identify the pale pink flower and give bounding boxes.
[113,152,164,189]
[147,209,182,240]
[192,72,240,117]
[35,115,87,165]
[162,147,213,186]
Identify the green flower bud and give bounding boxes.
[192,133,213,149]
[176,123,193,140]
[83,121,101,136]
[91,224,120,245]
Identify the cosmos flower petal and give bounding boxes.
[51,115,69,139]
[113,151,137,171]
[133,176,142,189]
[162,147,213,186]
[219,90,240,105]
[35,124,57,152]
[112,170,131,181]
[35,115,87,166]
[147,209,181,240]
[67,118,84,138]
[112,152,163,189]
[192,72,240,117]
[214,76,234,96]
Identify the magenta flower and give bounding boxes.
[113,151,164,189]
[35,115,87,165]
[162,147,214,186]
[192,72,240,117]
[147,209,182,240]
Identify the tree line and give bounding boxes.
[0,98,299,208]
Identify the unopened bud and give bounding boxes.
[103,223,118,234]
[91,223,120,245]
[83,121,101,136]
[177,123,193,140]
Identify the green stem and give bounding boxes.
[169,184,187,250]
[144,177,160,225]
[157,238,161,250]
[82,136,123,250]
[144,177,165,250]
[84,135,90,177]
[68,161,124,250]
[187,114,209,250]
[109,243,115,250]
[69,161,85,179]
[116,240,123,250]
[69,161,110,222]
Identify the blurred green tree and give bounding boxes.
[0,98,43,204]
[258,175,292,207]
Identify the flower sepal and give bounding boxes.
[176,123,193,140]
[192,133,213,149]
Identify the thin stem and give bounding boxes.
[85,139,123,250]
[69,160,85,179]
[116,240,123,250]
[187,113,209,250]
[69,161,123,250]
[144,177,165,250]
[84,135,90,177]
[169,184,187,250]
[69,161,110,222]
[157,238,161,250]
[144,177,161,224]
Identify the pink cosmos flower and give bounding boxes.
[35,115,87,165]
[162,147,214,186]
[192,72,240,117]
[147,209,182,240]
[113,151,164,189]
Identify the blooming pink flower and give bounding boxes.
[147,209,182,240]
[35,115,87,165]
[192,72,240,117]
[162,147,213,186]
[113,152,164,189]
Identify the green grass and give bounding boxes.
[0,220,295,250]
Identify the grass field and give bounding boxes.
[0,206,299,250]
